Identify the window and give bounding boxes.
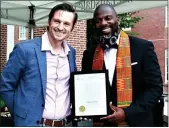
[19,26,26,40]
[165,6,168,27]
[165,49,168,83]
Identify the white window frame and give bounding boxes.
[122,27,131,31]
[165,49,168,83]
[165,6,168,28]
[19,26,26,40]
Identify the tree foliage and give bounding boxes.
[118,12,143,29]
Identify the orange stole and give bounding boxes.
[92,31,132,108]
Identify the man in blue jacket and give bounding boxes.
[0,3,77,126]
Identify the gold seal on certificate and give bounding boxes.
[79,105,85,112]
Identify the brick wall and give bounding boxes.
[33,20,87,71]
[0,25,7,73]
[67,20,87,71]
[132,7,168,93]
[33,27,46,38]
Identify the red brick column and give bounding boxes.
[67,20,87,71]
[0,25,7,73]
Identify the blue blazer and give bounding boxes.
[0,37,77,126]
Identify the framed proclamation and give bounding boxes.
[70,70,110,118]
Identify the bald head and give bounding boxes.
[94,4,117,18]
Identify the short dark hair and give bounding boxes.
[48,3,78,28]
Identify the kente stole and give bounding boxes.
[92,31,132,107]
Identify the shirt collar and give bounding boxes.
[41,32,70,56]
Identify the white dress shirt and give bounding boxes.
[41,32,71,120]
[104,35,120,86]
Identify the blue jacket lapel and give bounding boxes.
[67,45,77,73]
[34,38,47,99]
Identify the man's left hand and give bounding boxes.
[100,103,126,124]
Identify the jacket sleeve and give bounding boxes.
[123,41,163,126]
[82,50,86,72]
[82,50,90,72]
[0,43,26,116]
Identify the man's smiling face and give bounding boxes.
[48,10,74,41]
[94,6,119,37]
